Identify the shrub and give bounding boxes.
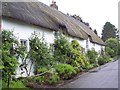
[98,57,106,65]
[105,47,114,58]
[47,74,60,85]
[85,64,94,70]
[37,67,48,74]
[55,64,76,80]
[71,60,80,67]
[98,55,110,65]
[34,76,45,84]
[105,38,118,58]
[2,30,19,88]
[74,67,83,73]
[26,77,34,82]
[29,32,53,71]
[70,40,90,69]
[53,32,72,63]
[86,49,98,64]
[2,80,28,88]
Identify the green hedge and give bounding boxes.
[98,55,110,65]
[55,64,76,80]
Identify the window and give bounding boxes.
[20,39,28,51]
[86,40,89,49]
[91,47,95,50]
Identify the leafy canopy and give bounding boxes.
[101,22,117,42]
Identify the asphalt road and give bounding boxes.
[61,60,118,88]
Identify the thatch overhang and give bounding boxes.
[70,18,105,45]
[2,2,105,45]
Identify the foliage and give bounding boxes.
[36,67,48,74]
[85,64,94,70]
[2,30,18,86]
[55,64,76,80]
[70,40,90,69]
[2,80,29,89]
[101,22,117,42]
[74,67,83,73]
[105,38,118,58]
[34,76,45,84]
[118,42,120,56]
[86,49,98,64]
[47,74,60,85]
[98,55,110,65]
[29,31,53,71]
[53,32,72,63]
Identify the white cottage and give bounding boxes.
[2,1,105,77]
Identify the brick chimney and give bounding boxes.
[50,0,58,10]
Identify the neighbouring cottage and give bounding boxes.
[1,1,105,77]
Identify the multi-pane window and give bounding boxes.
[20,39,28,51]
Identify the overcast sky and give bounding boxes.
[38,0,119,37]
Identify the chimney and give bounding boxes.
[50,0,58,10]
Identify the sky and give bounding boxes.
[38,0,119,37]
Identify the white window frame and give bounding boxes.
[20,39,28,51]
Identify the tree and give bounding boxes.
[2,30,18,88]
[101,22,117,42]
[105,38,118,58]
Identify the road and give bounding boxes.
[61,60,118,88]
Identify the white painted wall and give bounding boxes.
[2,18,55,77]
[2,18,55,45]
[2,17,105,77]
[68,36,86,48]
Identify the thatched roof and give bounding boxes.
[2,2,105,45]
[70,17,105,45]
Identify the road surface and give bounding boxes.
[61,60,118,88]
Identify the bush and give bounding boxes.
[86,49,98,64]
[98,55,110,65]
[55,64,76,80]
[85,64,94,70]
[74,67,83,73]
[70,40,90,69]
[29,32,53,71]
[71,60,80,67]
[34,76,45,84]
[47,74,60,85]
[37,67,48,74]
[2,80,28,88]
[105,47,114,58]
[105,38,118,58]
[53,32,72,63]
[98,57,106,65]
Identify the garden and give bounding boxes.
[1,30,119,89]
